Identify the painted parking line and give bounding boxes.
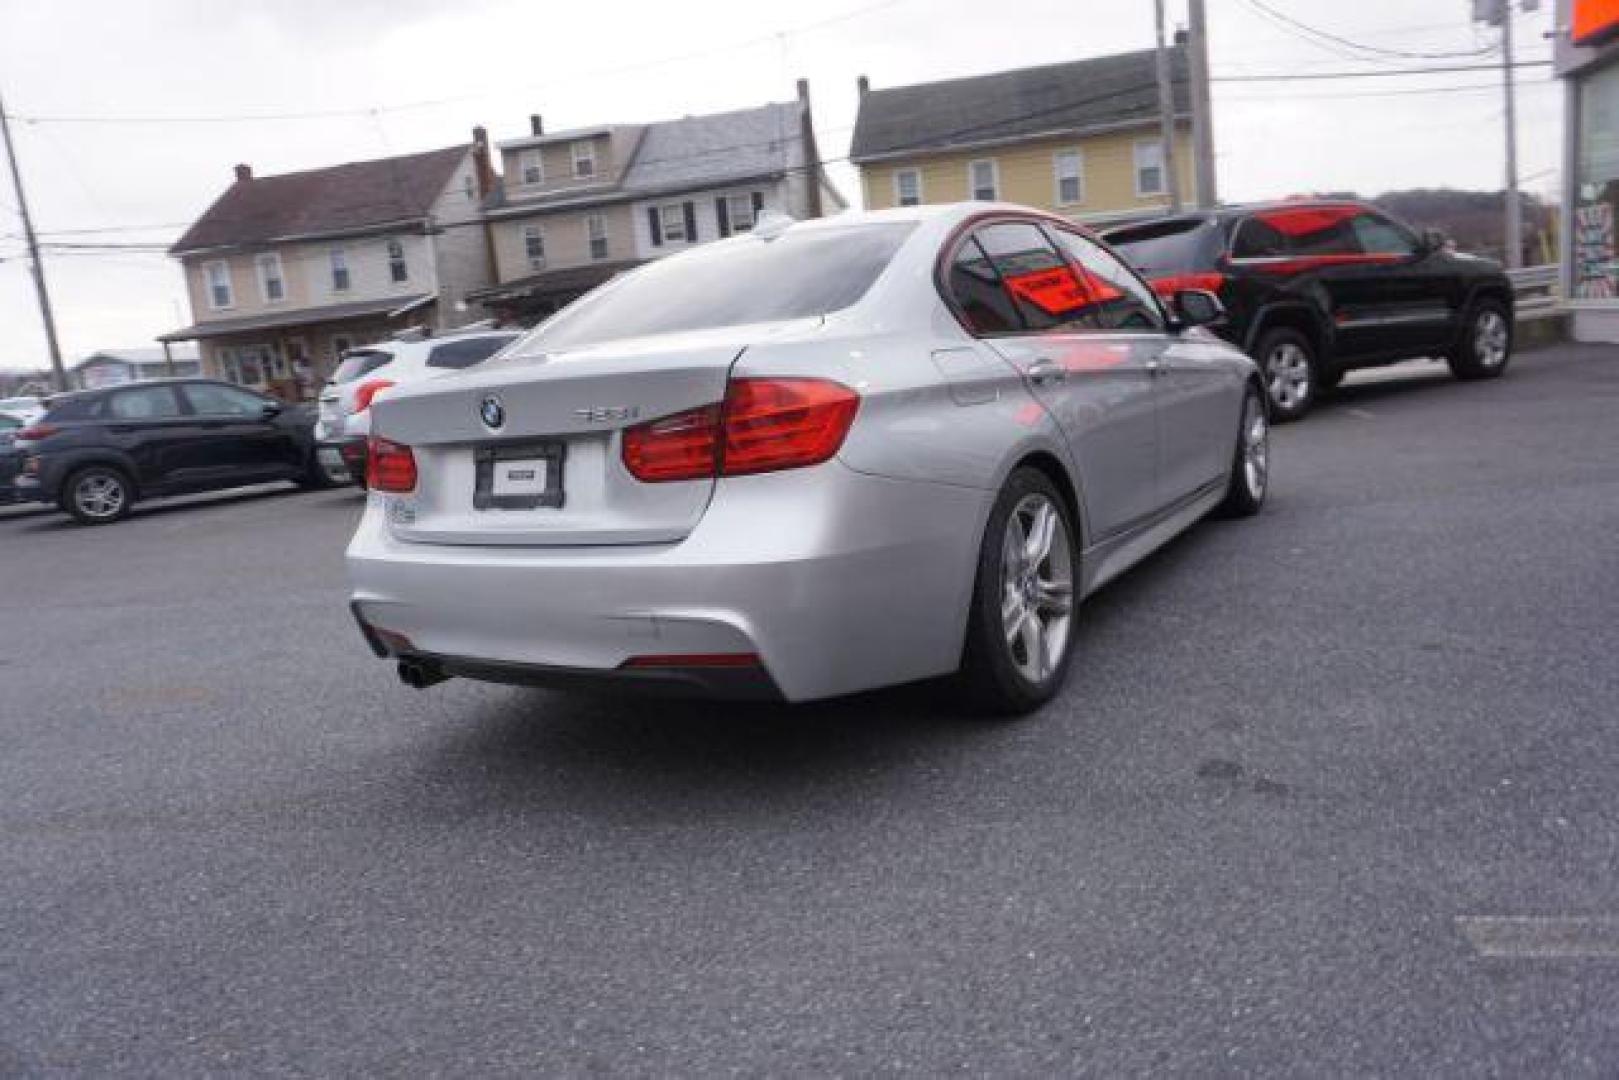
[1457,916,1619,959]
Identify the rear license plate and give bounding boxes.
[474,442,566,510]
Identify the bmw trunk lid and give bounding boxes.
[368,325,789,546]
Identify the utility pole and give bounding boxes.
[1154,0,1183,213]
[1500,4,1523,268]
[1186,0,1218,208]
[0,84,68,392]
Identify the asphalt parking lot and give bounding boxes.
[3,344,1618,1076]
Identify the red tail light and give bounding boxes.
[1149,272,1226,299]
[16,423,58,441]
[367,436,417,493]
[351,379,396,414]
[622,378,860,483]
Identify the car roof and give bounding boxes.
[1107,199,1377,234]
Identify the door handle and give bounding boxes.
[1028,359,1066,386]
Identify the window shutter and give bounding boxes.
[751,191,765,217]
[683,202,697,243]
[716,197,730,238]
[648,207,662,247]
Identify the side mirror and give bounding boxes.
[1173,289,1227,330]
[260,400,284,419]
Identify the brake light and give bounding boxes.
[1149,273,1226,299]
[621,378,860,483]
[16,423,58,441]
[351,379,396,414]
[366,436,417,493]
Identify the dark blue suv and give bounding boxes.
[16,379,328,524]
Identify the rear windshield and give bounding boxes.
[426,334,519,371]
[1105,219,1210,276]
[331,349,393,384]
[521,222,917,352]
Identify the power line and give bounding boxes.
[1212,60,1551,83]
[1240,0,1500,61]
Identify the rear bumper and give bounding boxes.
[346,461,992,702]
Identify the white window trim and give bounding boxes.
[386,238,409,283]
[1054,148,1085,207]
[586,214,608,260]
[572,140,596,179]
[329,247,351,293]
[254,252,285,304]
[893,168,922,207]
[660,202,688,243]
[522,224,547,269]
[1133,139,1166,198]
[204,260,234,311]
[520,149,544,186]
[967,158,999,202]
[726,192,759,232]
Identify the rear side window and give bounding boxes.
[425,334,518,371]
[1237,205,1361,259]
[106,386,183,420]
[183,383,267,417]
[1105,218,1209,276]
[1230,217,1290,260]
[972,221,1099,333]
[331,350,393,384]
[524,223,916,351]
[947,238,1024,334]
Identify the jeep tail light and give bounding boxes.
[367,436,417,493]
[16,423,58,441]
[351,379,396,414]
[1149,273,1226,299]
[621,378,860,483]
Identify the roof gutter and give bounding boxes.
[848,114,1189,165]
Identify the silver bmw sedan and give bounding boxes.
[347,203,1269,714]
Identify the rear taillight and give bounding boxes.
[16,424,58,441]
[621,378,860,483]
[351,379,396,414]
[1149,272,1226,298]
[366,436,417,493]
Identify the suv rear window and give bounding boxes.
[523,222,917,351]
[426,334,519,371]
[1105,218,1209,275]
[331,349,393,384]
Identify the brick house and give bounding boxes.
[160,136,497,399]
[852,48,1198,227]
[470,81,845,323]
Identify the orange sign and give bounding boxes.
[1575,0,1619,45]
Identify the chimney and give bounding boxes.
[234,163,253,182]
[470,125,496,198]
[529,113,544,136]
[857,75,870,95]
[797,79,823,220]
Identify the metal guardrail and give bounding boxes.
[1508,265,1560,318]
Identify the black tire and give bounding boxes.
[1254,327,1318,423]
[958,467,1080,716]
[1447,299,1513,381]
[1216,384,1269,519]
[60,464,135,526]
[297,450,338,490]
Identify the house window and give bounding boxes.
[255,253,285,303]
[660,202,687,243]
[463,173,476,200]
[520,150,543,185]
[572,140,596,179]
[204,261,233,310]
[523,225,546,269]
[894,169,922,207]
[329,248,350,292]
[1134,140,1166,197]
[969,159,998,201]
[1055,149,1084,206]
[725,193,758,232]
[387,238,408,283]
[586,214,608,260]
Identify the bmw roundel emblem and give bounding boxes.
[479,394,505,430]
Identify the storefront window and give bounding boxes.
[1575,62,1619,299]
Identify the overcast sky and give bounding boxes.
[0,0,1559,372]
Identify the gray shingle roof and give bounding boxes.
[171,146,469,254]
[850,47,1188,163]
[623,102,804,195]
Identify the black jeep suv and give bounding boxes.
[15,379,327,524]
[1105,201,1515,421]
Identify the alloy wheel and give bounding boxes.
[1243,395,1270,500]
[1474,310,1510,369]
[1265,343,1312,411]
[999,493,1075,685]
[73,473,126,520]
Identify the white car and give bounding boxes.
[315,328,519,484]
[0,396,45,426]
